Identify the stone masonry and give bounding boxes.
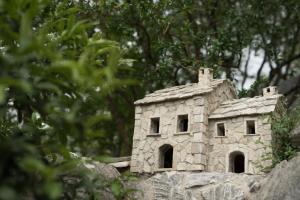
[130,68,284,174]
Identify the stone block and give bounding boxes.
[194,97,204,106]
[135,113,141,120]
[192,123,203,132]
[194,114,204,123]
[191,142,205,154]
[130,166,139,172]
[133,132,140,140]
[177,162,186,171]
[194,153,207,165]
[135,106,142,114]
[144,163,151,173]
[187,164,204,171]
[186,154,193,163]
[193,132,207,143]
[134,119,141,126]
[144,110,153,117]
[194,106,203,114]
[263,134,272,141]
[159,106,168,114]
[186,99,193,106]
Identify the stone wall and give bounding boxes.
[131,97,205,173]
[207,115,272,174]
[131,81,236,173]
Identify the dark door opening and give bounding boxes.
[229,151,245,173]
[234,154,245,173]
[159,144,173,168]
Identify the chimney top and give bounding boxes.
[198,68,213,86]
[263,86,278,96]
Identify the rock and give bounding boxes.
[251,154,300,200]
[109,161,130,168]
[129,154,300,200]
[63,154,121,200]
[249,182,260,193]
[291,123,300,149]
[131,172,261,200]
[201,183,244,200]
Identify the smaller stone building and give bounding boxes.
[130,68,285,174]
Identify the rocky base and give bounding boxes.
[130,154,300,200]
[131,172,262,200]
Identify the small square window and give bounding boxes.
[178,115,188,132]
[246,120,256,135]
[217,123,225,136]
[150,117,160,134]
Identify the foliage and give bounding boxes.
[238,76,269,98]
[65,0,300,155]
[1,0,300,197]
[0,0,134,199]
[255,107,299,173]
[271,107,299,165]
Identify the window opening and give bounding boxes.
[150,117,160,134]
[246,120,256,134]
[178,115,188,132]
[217,123,225,136]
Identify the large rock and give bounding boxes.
[291,123,300,149]
[131,154,300,200]
[63,154,121,200]
[131,171,261,200]
[251,153,300,200]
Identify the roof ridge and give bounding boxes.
[134,79,227,105]
[209,94,283,119]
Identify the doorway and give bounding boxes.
[229,151,245,173]
[159,144,173,168]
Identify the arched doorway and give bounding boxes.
[229,151,245,173]
[159,144,173,168]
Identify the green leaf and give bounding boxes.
[0,186,17,200]
[111,181,122,198]
[43,182,62,200]
[0,85,6,104]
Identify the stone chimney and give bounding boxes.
[198,68,213,87]
[263,86,278,96]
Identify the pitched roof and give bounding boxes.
[209,95,283,119]
[134,79,227,105]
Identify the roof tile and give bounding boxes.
[209,95,282,119]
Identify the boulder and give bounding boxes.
[131,154,300,200]
[131,172,262,200]
[251,153,300,200]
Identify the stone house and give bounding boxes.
[130,68,285,174]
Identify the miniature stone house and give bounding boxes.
[130,68,284,174]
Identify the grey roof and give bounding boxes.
[134,79,227,105]
[209,95,283,119]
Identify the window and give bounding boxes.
[177,114,188,132]
[216,123,225,136]
[246,120,256,135]
[150,117,160,134]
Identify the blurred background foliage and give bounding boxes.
[75,0,300,154]
[1,0,300,199]
[0,0,135,199]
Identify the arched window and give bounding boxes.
[159,144,173,168]
[229,151,245,173]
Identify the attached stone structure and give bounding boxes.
[130,68,284,174]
